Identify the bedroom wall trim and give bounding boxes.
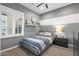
[0,45,20,53]
[68,44,73,47]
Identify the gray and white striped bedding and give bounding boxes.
[20,35,53,55]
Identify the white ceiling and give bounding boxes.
[20,3,72,14]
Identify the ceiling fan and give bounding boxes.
[36,3,48,9]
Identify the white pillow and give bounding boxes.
[44,32,52,37]
[38,32,52,37]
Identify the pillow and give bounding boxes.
[44,32,52,37]
[38,32,52,37]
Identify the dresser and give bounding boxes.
[53,38,68,48]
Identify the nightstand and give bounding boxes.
[53,38,68,48]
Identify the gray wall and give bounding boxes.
[40,3,79,45]
[1,3,79,50]
[1,3,40,50]
[40,25,55,32]
[40,23,79,45]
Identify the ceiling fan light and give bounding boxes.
[40,6,44,10]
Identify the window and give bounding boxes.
[0,5,24,38]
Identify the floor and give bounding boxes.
[1,45,73,56]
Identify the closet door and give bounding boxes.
[73,32,78,56]
[74,23,79,56]
[78,32,79,55]
[73,32,79,56]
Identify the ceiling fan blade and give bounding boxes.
[36,3,43,7]
[46,4,48,8]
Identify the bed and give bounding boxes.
[20,32,54,56]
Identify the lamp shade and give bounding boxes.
[56,25,64,32]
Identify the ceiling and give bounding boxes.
[20,3,72,14]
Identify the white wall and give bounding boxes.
[40,13,79,26]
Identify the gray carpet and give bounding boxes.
[1,45,73,56]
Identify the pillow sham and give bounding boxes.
[38,32,52,37]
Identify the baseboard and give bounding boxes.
[0,45,20,53]
[68,44,73,47]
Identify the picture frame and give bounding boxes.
[31,16,37,23]
[26,16,37,26]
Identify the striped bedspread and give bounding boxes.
[20,36,53,55]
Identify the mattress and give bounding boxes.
[20,35,53,55]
